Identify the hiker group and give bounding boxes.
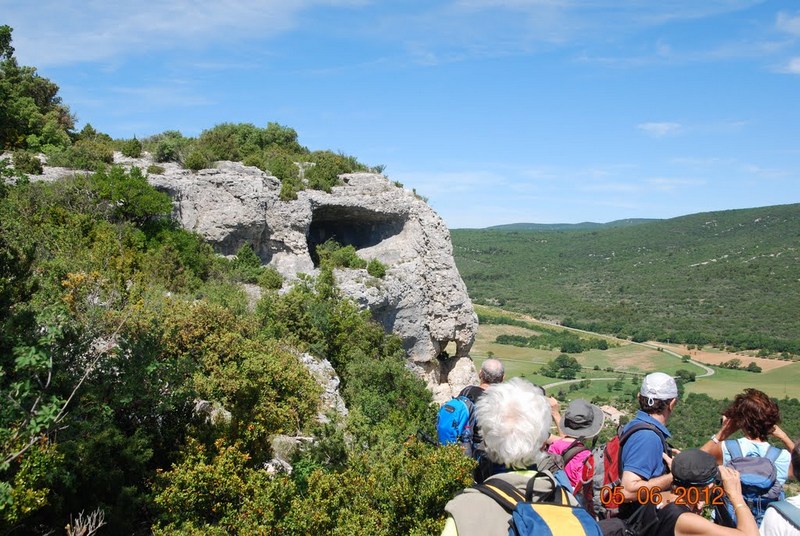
[437,361,800,536]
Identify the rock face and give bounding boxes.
[114,154,479,400]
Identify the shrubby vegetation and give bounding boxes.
[0,168,466,534]
[316,239,388,278]
[453,205,800,356]
[539,354,583,380]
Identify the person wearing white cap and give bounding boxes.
[618,372,679,520]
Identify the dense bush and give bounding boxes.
[11,150,42,174]
[367,258,387,279]
[120,136,143,158]
[305,150,367,192]
[0,26,74,151]
[317,239,367,270]
[183,147,213,171]
[257,266,283,290]
[45,139,114,170]
[145,130,188,163]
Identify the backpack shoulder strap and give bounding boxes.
[474,477,525,513]
[714,502,737,528]
[765,445,782,464]
[456,394,474,409]
[458,385,484,404]
[768,500,800,530]
[562,438,588,467]
[724,439,743,459]
[618,421,669,471]
[619,422,666,450]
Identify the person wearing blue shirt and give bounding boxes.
[619,372,679,518]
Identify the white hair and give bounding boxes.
[475,377,552,469]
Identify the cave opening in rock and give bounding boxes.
[307,205,404,267]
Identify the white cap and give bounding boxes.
[640,372,678,404]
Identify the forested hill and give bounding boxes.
[486,218,657,231]
[452,203,800,354]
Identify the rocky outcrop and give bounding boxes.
[18,152,479,400]
[114,154,477,400]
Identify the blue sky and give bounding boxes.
[3,1,800,228]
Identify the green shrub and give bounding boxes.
[183,149,213,171]
[366,259,387,278]
[155,138,181,163]
[147,164,165,174]
[305,151,366,192]
[92,165,173,224]
[231,244,262,283]
[317,239,366,270]
[121,137,143,158]
[262,122,304,152]
[257,266,283,290]
[279,179,299,201]
[264,148,299,182]
[11,150,42,174]
[45,139,114,170]
[147,131,188,163]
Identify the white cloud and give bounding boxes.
[777,57,800,74]
[6,0,365,67]
[637,122,682,137]
[111,83,215,108]
[776,11,800,36]
[743,164,792,179]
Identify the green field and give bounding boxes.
[472,305,800,400]
[686,363,800,399]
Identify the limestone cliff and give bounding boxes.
[106,154,480,401]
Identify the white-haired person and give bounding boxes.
[441,377,568,536]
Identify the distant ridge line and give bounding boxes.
[483,218,659,231]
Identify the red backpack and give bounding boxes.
[574,422,669,519]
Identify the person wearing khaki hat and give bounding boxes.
[618,372,680,520]
[546,399,605,489]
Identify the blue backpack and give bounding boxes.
[475,472,604,536]
[436,395,476,456]
[716,440,785,526]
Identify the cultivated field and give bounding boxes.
[471,306,800,400]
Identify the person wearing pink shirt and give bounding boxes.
[547,398,605,489]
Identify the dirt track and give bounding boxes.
[655,343,792,372]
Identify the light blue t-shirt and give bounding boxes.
[721,437,791,486]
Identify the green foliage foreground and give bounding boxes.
[0,170,470,534]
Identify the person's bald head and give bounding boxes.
[479,358,505,385]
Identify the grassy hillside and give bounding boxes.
[487,218,658,231]
[452,203,800,354]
